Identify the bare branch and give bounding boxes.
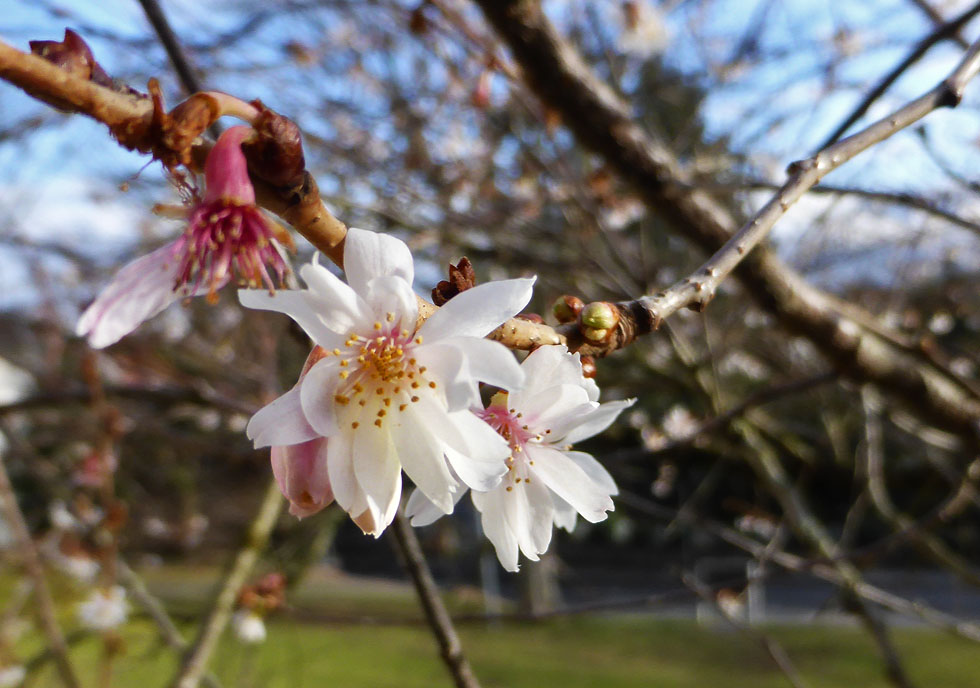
[0,450,81,688]
[389,512,481,688]
[170,479,283,688]
[474,0,980,445]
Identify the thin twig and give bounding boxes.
[818,1,980,149]
[682,572,809,688]
[136,0,204,95]
[116,561,222,688]
[861,388,980,587]
[0,450,82,688]
[389,512,481,688]
[170,478,283,688]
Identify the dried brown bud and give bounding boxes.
[552,295,584,323]
[432,257,477,305]
[241,103,307,188]
[580,355,597,379]
[517,312,544,324]
[30,29,111,85]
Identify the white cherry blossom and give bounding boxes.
[407,345,633,571]
[241,227,534,536]
[77,585,127,632]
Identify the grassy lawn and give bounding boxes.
[10,567,980,687]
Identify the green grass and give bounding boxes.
[9,567,980,687]
[19,614,980,687]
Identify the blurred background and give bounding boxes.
[2,1,980,686]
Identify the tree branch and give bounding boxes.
[389,512,481,688]
[0,450,81,688]
[474,0,980,445]
[170,478,283,688]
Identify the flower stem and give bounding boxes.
[389,512,481,688]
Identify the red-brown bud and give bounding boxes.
[553,295,584,323]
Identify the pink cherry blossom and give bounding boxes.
[77,126,290,348]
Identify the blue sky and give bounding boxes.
[1,0,979,310]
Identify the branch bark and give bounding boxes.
[474,0,980,445]
[389,512,481,688]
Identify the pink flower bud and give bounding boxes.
[270,439,334,518]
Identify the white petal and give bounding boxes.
[419,401,508,490]
[343,227,414,295]
[406,485,467,527]
[363,275,418,328]
[326,429,356,510]
[239,288,345,349]
[413,343,475,411]
[426,337,524,396]
[77,243,183,348]
[418,277,535,341]
[563,399,635,445]
[352,425,401,536]
[247,385,319,448]
[528,446,614,523]
[299,262,369,333]
[516,384,593,431]
[562,450,618,495]
[519,345,585,395]
[552,495,578,532]
[394,405,458,514]
[523,477,556,554]
[472,488,521,572]
[299,359,342,437]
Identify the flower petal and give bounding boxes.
[406,485,467,527]
[519,345,587,395]
[562,450,618,496]
[563,399,635,445]
[239,288,345,349]
[418,277,535,341]
[299,358,342,437]
[516,384,593,432]
[77,243,183,348]
[352,424,401,536]
[363,275,419,328]
[394,404,459,514]
[413,343,475,411]
[551,495,578,532]
[299,261,370,333]
[527,446,614,523]
[342,227,414,295]
[271,439,333,518]
[424,336,524,398]
[247,384,319,448]
[326,429,356,510]
[418,400,508,490]
[472,488,521,572]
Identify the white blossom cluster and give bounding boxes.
[75,127,632,570]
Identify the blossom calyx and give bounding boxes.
[580,301,619,341]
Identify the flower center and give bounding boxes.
[324,318,435,429]
[478,402,552,493]
[174,199,288,302]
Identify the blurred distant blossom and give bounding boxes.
[242,228,533,536]
[408,345,633,571]
[77,586,127,631]
[0,665,25,688]
[77,126,292,348]
[231,610,267,644]
[618,1,668,57]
